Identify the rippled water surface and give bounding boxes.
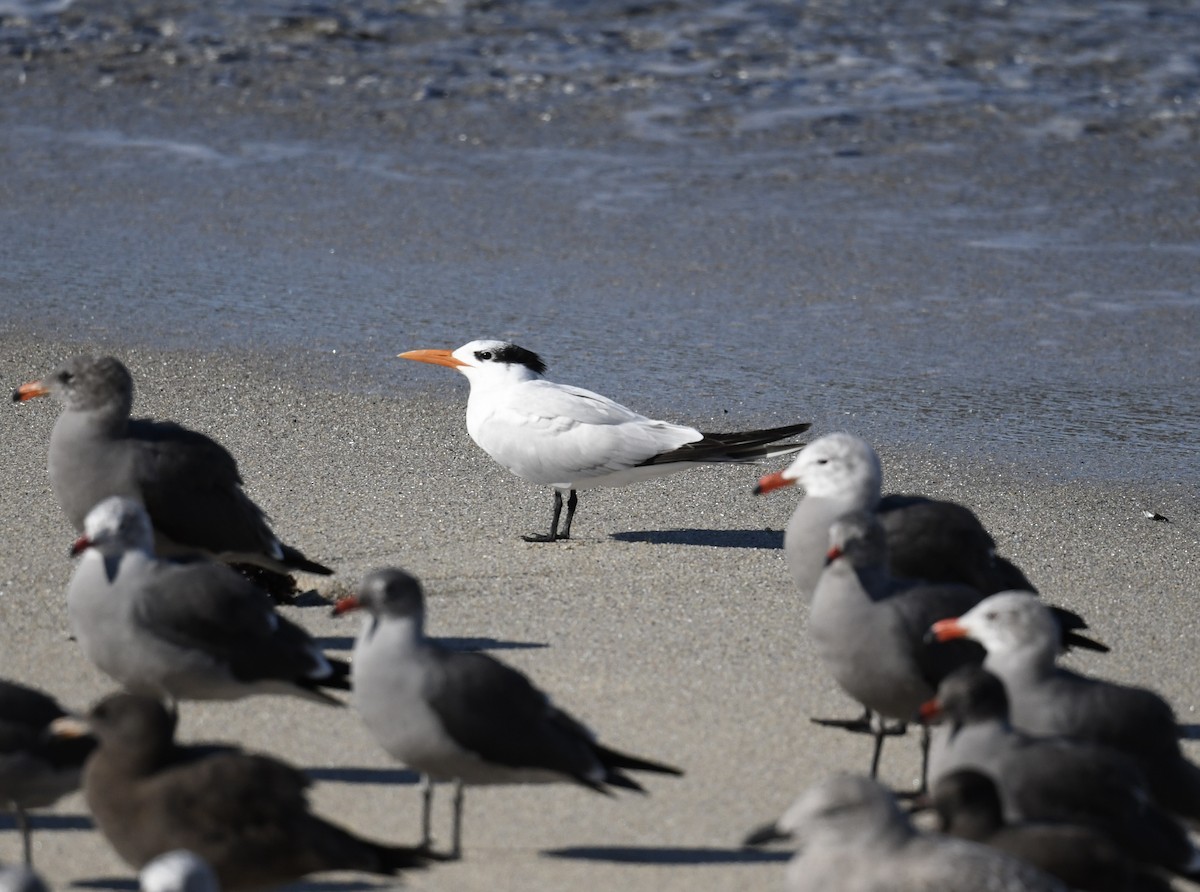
[2,0,1198,482]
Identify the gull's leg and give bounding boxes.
[449,778,465,861]
[420,774,434,851]
[918,723,931,793]
[523,491,564,543]
[868,714,909,778]
[16,806,31,865]
[559,489,578,540]
[894,724,934,802]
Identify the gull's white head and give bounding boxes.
[930,591,1060,664]
[73,496,156,556]
[13,355,134,416]
[399,339,547,386]
[139,850,219,892]
[756,432,882,504]
[332,567,428,635]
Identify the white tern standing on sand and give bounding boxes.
[400,339,810,541]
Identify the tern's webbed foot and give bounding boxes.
[522,532,562,543]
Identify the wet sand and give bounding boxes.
[2,333,1197,890]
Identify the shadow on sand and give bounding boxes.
[542,845,791,865]
[0,813,92,832]
[74,880,391,891]
[303,766,421,785]
[610,529,783,549]
[313,636,548,653]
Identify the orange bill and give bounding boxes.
[398,349,467,369]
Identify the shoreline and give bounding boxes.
[2,334,1196,889]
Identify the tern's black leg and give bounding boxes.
[523,491,564,543]
[559,489,578,539]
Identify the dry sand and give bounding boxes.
[1,333,1197,890]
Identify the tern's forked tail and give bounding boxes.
[638,421,812,467]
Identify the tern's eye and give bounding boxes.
[475,351,493,361]
[58,371,74,384]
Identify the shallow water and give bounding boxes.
[2,0,1198,483]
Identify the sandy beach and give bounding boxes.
[2,333,1197,890]
[2,0,1199,885]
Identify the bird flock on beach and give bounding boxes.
[2,339,1196,891]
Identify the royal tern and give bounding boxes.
[58,694,433,889]
[400,339,810,541]
[333,568,683,858]
[12,355,332,586]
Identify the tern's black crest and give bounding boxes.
[476,344,546,375]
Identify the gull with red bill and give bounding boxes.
[917,664,1200,882]
[741,774,1069,892]
[754,433,1034,601]
[400,339,810,541]
[12,355,332,589]
[804,512,1102,790]
[332,568,682,859]
[928,591,1200,825]
[67,496,349,705]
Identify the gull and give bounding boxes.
[807,513,1103,786]
[931,769,1174,892]
[930,591,1200,823]
[139,851,219,892]
[918,664,1200,878]
[67,497,348,705]
[754,433,1034,601]
[742,774,1068,892]
[56,693,433,890]
[333,568,683,858]
[400,339,810,541]
[0,679,95,864]
[13,355,332,588]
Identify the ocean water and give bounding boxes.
[2,0,1198,483]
